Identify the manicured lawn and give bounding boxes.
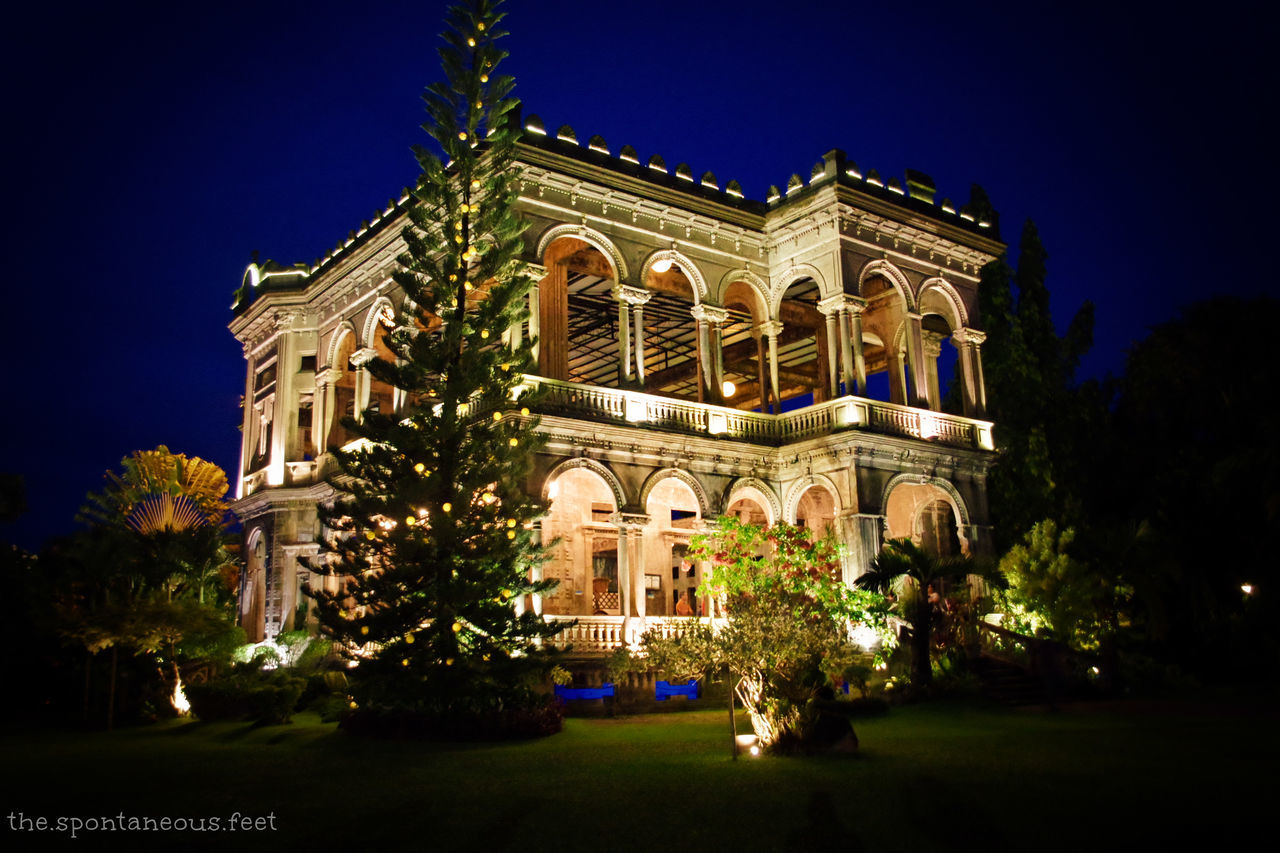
[2,695,1275,851]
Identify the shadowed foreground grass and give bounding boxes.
[2,695,1275,851]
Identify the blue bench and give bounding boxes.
[655,679,700,701]
[554,683,615,701]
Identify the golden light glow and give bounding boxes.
[507,530,515,539]
[361,626,369,635]
[481,330,489,339]
[509,438,518,446]
[721,380,736,398]
[520,407,529,416]
[442,502,452,512]
[480,74,489,83]
[467,37,476,46]
[405,634,415,644]
[471,179,481,188]
[405,516,416,526]
[171,676,191,715]
[493,412,502,421]
[414,462,426,473]
[1242,583,1255,595]
[651,258,673,273]
[452,622,462,633]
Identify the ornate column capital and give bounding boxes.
[610,512,651,530]
[953,327,987,346]
[690,304,729,325]
[612,284,653,306]
[756,319,784,337]
[349,347,378,367]
[315,367,342,385]
[921,329,947,358]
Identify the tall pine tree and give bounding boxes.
[978,220,1096,550]
[308,0,561,723]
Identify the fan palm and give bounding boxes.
[857,538,998,687]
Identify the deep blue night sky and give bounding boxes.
[3,0,1274,550]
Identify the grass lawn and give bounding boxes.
[3,694,1275,851]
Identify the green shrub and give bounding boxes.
[186,670,306,725]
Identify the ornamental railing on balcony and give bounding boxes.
[544,614,713,653]
[524,376,994,451]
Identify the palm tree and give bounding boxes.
[857,538,994,687]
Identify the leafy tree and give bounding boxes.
[856,538,990,688]
[636,519,893,750]
[307,0,561,724]
[995,520,1129,656]
[1109,296,1280,675]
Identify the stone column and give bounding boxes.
[952,328,988,418]
[538,261,568,380]
[848,300,867,396]
[753,327,769,412]
[614,285,652,387]
[349,346,377,420]
[528,266,543,367]
[616,292,631,383]
[314,367,341,456]
[759,320,783,412]
[531,521,546,617]
[691,305,728,403]
[818,296,842,398]
[904,312,929,409]
[613,512,649,645]
[922,329,946,412]
[238,344,255,490]
[849,513,886,579]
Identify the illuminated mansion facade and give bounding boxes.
[230,114,1002,649]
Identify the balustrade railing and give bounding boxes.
[524,376,990,450]
[543,614,711,653]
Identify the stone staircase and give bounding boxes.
[971,655,1047,706]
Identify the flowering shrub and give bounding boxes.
[637,518,894,749]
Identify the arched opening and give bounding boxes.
[777,277,829,409]
[919,287,963,414]
[794,484,836,538]
[884,481,967,557]
[367,309,398,418]
[860,273,912,405]
[542,467,619,616]
[541,236,619,385]
[327,332,358,449]
[725,494,770,526]
[638,261,703,401]
[644,477,704,616]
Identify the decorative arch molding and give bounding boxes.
[770,262,828,316]
[917,277,968,329]
[361,296,396,348]
[639,467,712,518]
[717,268,770,315]
[641,248,709,302]
[722,477,782,526]
[536,223,630,283]
[857,259,916,312]
[542,457,627,511]
[879,472,971,527]
[324,322,358,371]
[782,474,844,524]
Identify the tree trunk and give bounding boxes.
[912,598,933,687]
[107,646,118,732]
[81,650,93,724]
